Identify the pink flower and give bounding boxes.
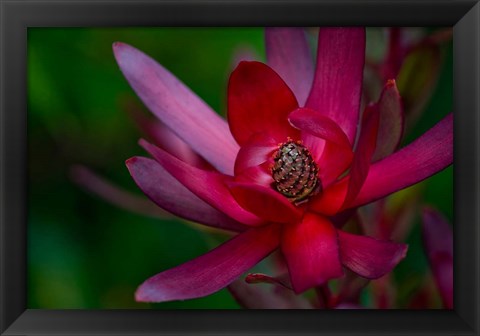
[113,27,453,302]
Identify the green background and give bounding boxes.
[28,27,453,309]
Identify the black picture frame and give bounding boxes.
[1,0,479,335]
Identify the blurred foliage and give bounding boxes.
[28,27,452,309]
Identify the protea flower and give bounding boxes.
[112,27,453,302]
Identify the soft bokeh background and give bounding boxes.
[28,27,453,309]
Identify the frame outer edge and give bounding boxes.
[1,1,28,334]
[0,0,479,335]
[0,0,4,329]
[454,1,480,334]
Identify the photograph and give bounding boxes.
[27,26,453,309]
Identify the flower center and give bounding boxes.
[271,139,321,204]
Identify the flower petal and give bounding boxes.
[234,133,277,175]
[338,230,408,279]
[289,108,352,154]
[372,79,404,162]
[126,100,212,170]
[126,157,248,232]
[140,140,263,226]
[308,181,348,216]
[113,42,238,175]
[227,61,299,145]
[349,113,453,208]
[233,134,276,187]
[282,213,343,293]
[70,165,171,219]
[342,105,380,208]
[422,207,453,309]
[228,182,302,224]
[288,107,353,187]
[265,28,314,106]
[234,164,274,187]
[136,224,281,302]
[306,28,366,145]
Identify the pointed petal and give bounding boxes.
[227,61,299,145]
[70,165,171,219]
[234,164,274,187]
[349,113,453,208]
[113,42,238,175]
[140,140,263,226]
[288,108,352,155]
[126,157,248,232]
[288,108,353,187]
[317,144,353,188]
[265,28,314,106]
[126,101,212,170]
[338,230,408,279]
[233,133,276,187]
[228,182,302,224]
[372,80,405,162]
[234,133,277,175]
[342,105,380,208]
[306,28,366,144]
[282,213,343,293]
[422,207,453,309]
[136,224,281,302]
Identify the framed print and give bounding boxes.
[1,0,479,335]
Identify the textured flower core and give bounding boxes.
[271,139,320,204]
